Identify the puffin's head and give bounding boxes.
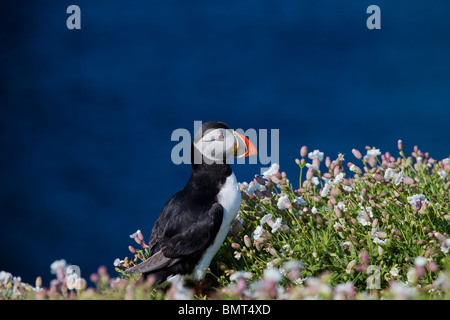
[191,121,257,165]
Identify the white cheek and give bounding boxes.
[196,141,226,163]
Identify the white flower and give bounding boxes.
[349,165,357,173]
[366,149,381,157]
[440,239,450,254]
[356,208,372,226]
[311,206,317,214]
[320,182,331,197]
[294,196,307,206]
[270,218,283,233]
[437,170,447,180]
[390,267,399,277]
[0,271,13,284]
[129,230,141,239]
[434,273,449,289]
[260,214,273,225]
[306,163,320,171]
[262,163,280,179]
[394,170,404,185]
[333,172,344,185]
[407,194,428,206]
[170,278,192,300]
[334,282,355,300]
[230,271,253,281]
[334,221,342,229]
[50,259,67,274]
[113,258,123,267]
[414,256,427,267]
[443,158,450,164]
[322,176,332,184]
[277,195,290,209]
[384,168,394,180]
[263,267,283,282]
[65,265,83,290]
[390,282,416,299]
[311,177,320,186]
[373,237,389,246]
[253,225,264,240]
[271,217,282,233]
[337,201,347,212]
[282,260,303,271]
[308,150,324,162]
[340,241,351,248]
[342,185,353,192]
[247,182,262,195]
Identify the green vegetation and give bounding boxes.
[2,142,449,299]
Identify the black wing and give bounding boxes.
[125,202,223,275]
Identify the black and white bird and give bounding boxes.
[125,121,257,286]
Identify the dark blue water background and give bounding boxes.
[1,1,449,285]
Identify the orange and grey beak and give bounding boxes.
[232,131,258,158]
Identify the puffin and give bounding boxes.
[125,121,257,286]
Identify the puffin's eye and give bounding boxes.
[216,132,225,141]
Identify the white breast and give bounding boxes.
[192,173,241,280]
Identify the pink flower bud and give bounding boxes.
[445,181,450,191]
[368,157,377,168]
[300,146,308,158]
[329,196,337,205]
[243,235,252,248]
[255,175,266,185]
[352,149,362,160]
[334,207,343,218]
[306,168,314,181]
[376,231,387,239]
[330,188,341,196]
[323,173,332,179]
[427,261,438,273]
[373,173,384,181]
[403,176,414,185]
[333,166,341,177]
[416,265,425,278]
[416,239,426,246]
[134,236,142,245]
[254,189,264,198]
[433,232,446,243]
[372,219,378,228]
[128,246,136,253]
[398,140,403,151]
[283,201,292,209]
[35,276,42,288]
[271,175,281,184]
[231,243,241,249]
[360,252,370,265]
[313,158,320,168]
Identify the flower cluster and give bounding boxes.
[113,229,152,273]
[212,142,450,299]
[1,259,88,300]
[2,141,449,300]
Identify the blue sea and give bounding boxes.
[1,1,449,285]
